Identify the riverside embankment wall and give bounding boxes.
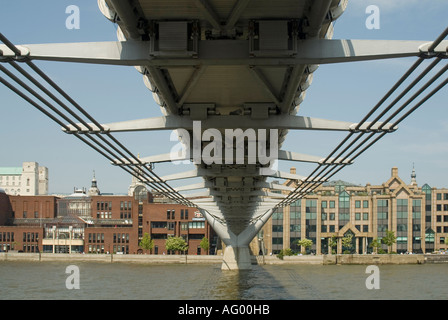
[1,252,446,265]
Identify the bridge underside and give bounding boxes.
[1,0,447,269]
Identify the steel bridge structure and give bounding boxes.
[1,0,447,269]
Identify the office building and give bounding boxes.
[253,167,448,255]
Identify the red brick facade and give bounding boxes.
[0,193,216,255]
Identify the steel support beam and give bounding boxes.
[3,40,446,66]
[64,114,397,133]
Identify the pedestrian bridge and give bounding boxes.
[1,0,447,269]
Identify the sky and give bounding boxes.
[0,1,447,195]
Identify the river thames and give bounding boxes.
[0,261,447,300]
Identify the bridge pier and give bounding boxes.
[199,208,274,270]
[221,245,252,270]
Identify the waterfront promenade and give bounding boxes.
[1,252,446,265]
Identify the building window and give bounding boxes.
[272,208,283,220]
[188,221,204,229]
[272,225,283,232]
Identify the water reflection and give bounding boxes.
[200,266,296,300]
[0,261,447,300]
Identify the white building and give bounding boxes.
[0,162,48,196]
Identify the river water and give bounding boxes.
[0,261,447,300]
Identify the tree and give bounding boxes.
[296,238,313,253]
[139,233,154,253]
[277,248,294,260]
[341,233,354,254]
[200,237,209,254]
[328,235,338,254]
[165,236,188,254]
[370,238,382,254]
[382,229,397,253]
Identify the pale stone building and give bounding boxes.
[0,162,48,196]
[252,167,448,255]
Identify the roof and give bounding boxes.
[324,180,360,187]
[0,167,22,175]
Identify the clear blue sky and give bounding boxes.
[1,1,447,194]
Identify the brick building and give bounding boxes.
[0,185,216,255]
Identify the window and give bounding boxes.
[412,200,421,219]
[188,221,205,229]
[151,221,167,228]
[305,200,317,218]
[355,200,361,208]
[363,200,369,208]
[272,208,283,220]
[397,199,408,219]
[339,192,350,223]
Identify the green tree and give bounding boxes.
[341,233,353,254]
[165,236,188,254]
[139,233,154,253]
[328,235,338,254]
[277,248,294,260]
[382,229,397,253]
[200,237,209,254]
[370,238,382,254]
[296,238,313,253]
